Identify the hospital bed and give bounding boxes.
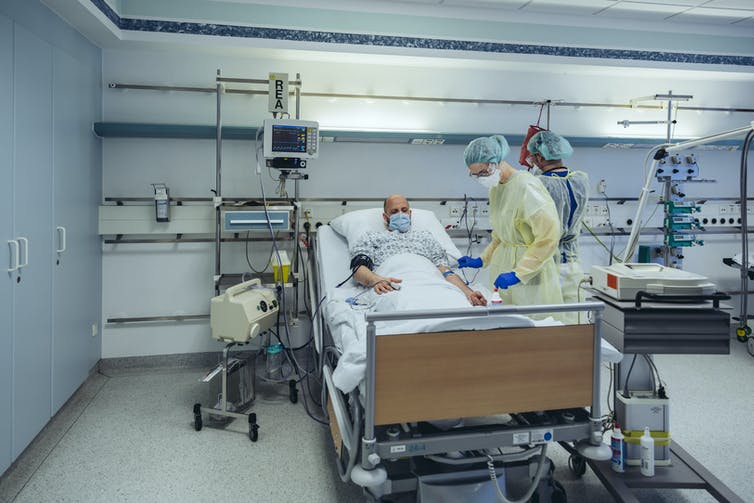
[311,222,619,502]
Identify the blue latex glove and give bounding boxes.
[457,256,483,269]
[494,271,521,289]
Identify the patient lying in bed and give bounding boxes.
[349,194,486,306]
[329,251,548,393]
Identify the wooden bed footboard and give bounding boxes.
[374,325,594,426]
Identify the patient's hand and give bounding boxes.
[467,290,486,306]
[374,277,402,294]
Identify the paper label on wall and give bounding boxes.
[268,72,288,114]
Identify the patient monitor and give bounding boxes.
[210,278,279,343]
[263,118,319,159]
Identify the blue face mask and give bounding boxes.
[387,212,411,233]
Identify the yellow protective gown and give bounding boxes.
[480,171,565,321]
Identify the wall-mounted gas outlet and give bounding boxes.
[91,323,98,337]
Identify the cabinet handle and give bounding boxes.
[17,237,29,268]
[6,240,19,272]
[56,226,67,253]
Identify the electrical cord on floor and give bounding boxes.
[487,443,549,503]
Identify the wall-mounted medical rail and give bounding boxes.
[107,82,754,115]
[106,314,209,324]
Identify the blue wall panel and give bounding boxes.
[12,23,54,459]
[0,13,15,476]
[52,48,101,414]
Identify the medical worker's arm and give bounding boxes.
[438,267,486,306]
[353,266,402,294]
[479,232,501,267]
[513,189,561,283]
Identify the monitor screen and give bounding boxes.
[263,119,319,159]
[271,124,307,153]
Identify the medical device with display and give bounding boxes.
[263,119,319,159]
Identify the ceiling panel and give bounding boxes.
[704,0,754,8]
[524,0,617,16]
[621,0,706,6]
[672,7,754,23]
[597,3,688,20]
[440,0,529,8]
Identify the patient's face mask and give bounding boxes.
[475,163,500,189]
[387,212,411,233]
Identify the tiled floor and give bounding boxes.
[1,341,752,503]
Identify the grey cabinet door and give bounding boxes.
[0,13,14,476]
[12,23,53,459]
[52,48,100,414]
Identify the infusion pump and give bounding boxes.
[263,119,319,159]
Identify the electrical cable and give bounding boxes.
[641,354,657,393]
[487,444,549,503]
[582,222,623,263]
[245,230,275,274]
[622,354,638,397]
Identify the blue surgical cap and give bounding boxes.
[527,131,573,160]
[464,135,510,166]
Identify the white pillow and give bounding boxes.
[329,208,462,261]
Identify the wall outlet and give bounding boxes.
[449,205,462,217]
[480,206,489,217]
[91,323,98,337]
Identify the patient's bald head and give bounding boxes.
[383,194,410,215]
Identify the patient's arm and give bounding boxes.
[353,265,402,294]
[438,266,487,306]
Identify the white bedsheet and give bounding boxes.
[316,225,622,394]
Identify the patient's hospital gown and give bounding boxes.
[481,171,564,321]
[350,228,450,268]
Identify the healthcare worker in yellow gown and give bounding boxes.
[458,135,565,321]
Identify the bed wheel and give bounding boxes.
[249,412,259,442]
[289,380,298,403]
[551,479,567,503]
[568,454,587,477]
[193,403,203,431]
[531,479,567,503]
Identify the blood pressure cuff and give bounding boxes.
[519,124,547,168]
[350,254,374,273]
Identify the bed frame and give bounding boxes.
[320,302,607,502]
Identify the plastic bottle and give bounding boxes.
[266,343,284,380]
[640,427,655,477]
[611,422,625,473]
[490,288,503,305]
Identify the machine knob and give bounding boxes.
[367,453,381,466]
[259,300,268,312]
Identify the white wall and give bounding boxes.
[100,46,754,358]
